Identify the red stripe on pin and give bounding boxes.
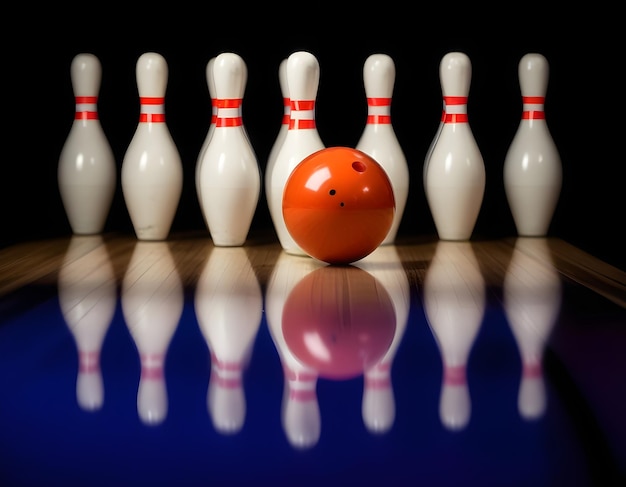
[216,117,243,127]
[524,361,542,377]
[282,114,290,124]
[75,96,97,104]
[443,96,467,105]
[140,97,165,105]
[444,365,466,385]
[522,111,545,120]
[141,366,164,379]
[444,113,468,123]
[139,113,165,123]
[289,389,316,401]
[75,111,99,120]
[367,115,391,124]
[216,376,241,389]
[523,96,545,104]
[216,98,242,108]
[289,119,316,129]
[365,377,391,389]
[291,100,315,110]
[367,97,391,106]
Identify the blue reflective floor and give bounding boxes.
[0,236,625,487]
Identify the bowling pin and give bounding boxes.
[264,58,290,206]
[503,237,561,420]
[356,54,409,245]
[198,52,261,246]
[504,53,563,237]
[194,246,263,434]
[267,51,325,256]
[265,251,326,449]
[195,56,217,209]
[425,52,486,241]
[58,235,116,411]
[355,245,410,434]
[121,241,183,425]
[58,53,116,235]
[423,241,486,431]
[121,52,183,241]
[423,99,446,200]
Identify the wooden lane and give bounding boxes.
[0,233,625,309]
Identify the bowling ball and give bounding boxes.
[282,147,395,265]
[282,265,396,380]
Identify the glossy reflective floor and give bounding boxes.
[1,233,625,487]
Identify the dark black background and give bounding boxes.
[3,7,624,271]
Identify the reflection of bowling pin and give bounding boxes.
[58,235,116,411]
[198,52,261,247]
[121,52,183,241]
[194,246,263,434]
[503,237,561,420]
[195,56,217,209]
[423,241,485,431]
[121,241,183,425]
[504,53,562,237]
[267,51,325,256]
[425,52,485,241]
[355,245,410,434]
[265,58,290,194]
[265,251,326,449]
[58,53,116,235]
[356,54,409,245]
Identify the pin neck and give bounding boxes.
[288,99,316,130]
[74,96,99,120]
[139,97,166,123]
[215,98,243,127]
[521,96,546,120]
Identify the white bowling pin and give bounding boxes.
[267,51,325,256]
[355,245,410,434]
[195,56,217,209]
[58,53,117,235]
[198,52,261,247]
[265,58,290,207]
[425,52,486,241]
[503,237,561,420]
[356,54,409,245]
[194,246,263,434]
[504,53,563,237]
[265,251,325,449]
[121,52,183,241]
[423,241,486,431]
[58,235,116,411]
[423,99,446,200]
[121,241,183,425]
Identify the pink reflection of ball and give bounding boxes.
[282,265,396,380]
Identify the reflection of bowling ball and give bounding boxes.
[282,266,396,380]
[282,147,395,265]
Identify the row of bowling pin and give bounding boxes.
[58,49,562,248]
[58,51,258,245]
[424,51,562,240]
[59,234,561,444]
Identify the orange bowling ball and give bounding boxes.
[282,147,395,265]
